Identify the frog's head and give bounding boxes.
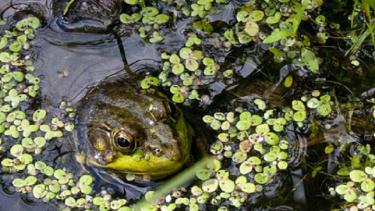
[84,85,192,180]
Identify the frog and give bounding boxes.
[77,81,193,180]
[55,0,123,32]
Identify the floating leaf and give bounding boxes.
[301,48,319,73]
[350,170,367,183]
[33,184,47,199]
[16,16,41,31]
[263,29,293,44]
[219,179,235,193]
[202,179,219,193]
[264,132,279,145]
[124,0,138,5]
[254,173,269,184]
[344,189,357,202]
[361,178,375,192]
[293,111,307,122]
[244,21,259,36]
[33,109,47,122]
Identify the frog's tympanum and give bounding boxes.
[79,82,192,180]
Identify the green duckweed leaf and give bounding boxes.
[33,184,47,199]
[263,29,293,44]
[12,178,26,188]
[65,197,77,207]
[266,12,281,24]
[172,63,185,75]
[344,189,357,202]
[277,161,288,170]
[264,151,278,162]
[16,17,41,31]
[239,111,251,120]
[301,48,319,73]
[0,52,11,63]
[250,115,262,126]
[249,10,264,22]
[141,7,159,18]
[236,120,251,131]
[241,183,256,193]
[293,111,307,122]
[149,31,164,43]
[25,176,37,186]
[111,199,127,210]
[350,170,367,183]
[0,37,8,50]
[202,179,219,193]
[255,124,270,135]
[265,132,279,145]
[254,99,266,110]
[140,75,160,89]
[317,103,331,116]
[232,151,247,163]
[254,173,269,185]
[292,100,306,111]
[155,14,169,24]
[219,179,235,193]
[307,98,319,108]
[9,41,22,52]
[196,169,212,180]
[361,178,375,192]
[124,0,138,5]
[244,21,259,36]
[33,109,47,122]
[186,59,200,72]
[10,144,24,157]
[236,11,248,22]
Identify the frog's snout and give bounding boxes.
[144,140,182,161]
[90,150,114,166]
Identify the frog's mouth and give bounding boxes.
[87,150,188,180]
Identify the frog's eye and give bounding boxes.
[113,131,136,153]
[116,137,131,148]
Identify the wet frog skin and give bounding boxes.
[78,82,192,180]
[58,0,122,32]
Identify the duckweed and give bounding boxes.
[0,16,134,211]
[120,3,171,43]
[0,2,373,211]
[140,33,236,104]
[332,144,375,210]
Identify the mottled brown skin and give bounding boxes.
[81,82,192,180]
[61,0,122,32]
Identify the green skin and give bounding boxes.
[84,83,192,180]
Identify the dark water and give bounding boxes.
[0,0,164,209]
[0,0,374,210]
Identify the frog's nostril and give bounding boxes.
[153,147,162,156]
[93,151,113,165]
[145,141,163,156]
[104,153,113,163]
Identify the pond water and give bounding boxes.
[0,0,374,210]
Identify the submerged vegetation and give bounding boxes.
[0,0,374,210]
